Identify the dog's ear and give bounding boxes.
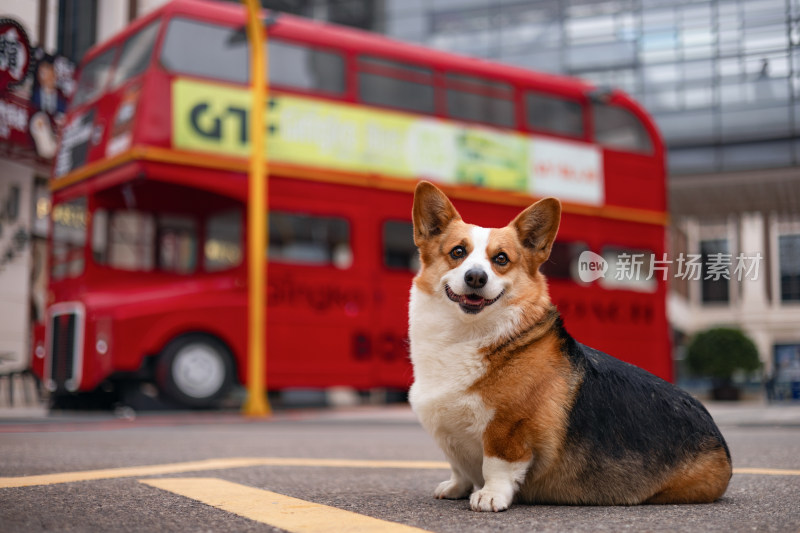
[512,197,561,265]
[412,181,462,246]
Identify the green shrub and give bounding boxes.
[686,327,761,383]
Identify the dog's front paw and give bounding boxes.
[469,488,511,512]
[434,479,472,500]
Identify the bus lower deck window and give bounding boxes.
[205,209,243,272]
[383,220,418,272]
[269,212,351,269]
[51,198,88,280]
[540,241,589,282]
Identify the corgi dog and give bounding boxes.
[407,181,732,512]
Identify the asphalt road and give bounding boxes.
[0,404,799,532]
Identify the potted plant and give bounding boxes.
[685,327,761,401]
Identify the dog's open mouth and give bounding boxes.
[445,285,504,314]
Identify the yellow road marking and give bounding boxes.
[0,458,448,488]
[140,478,432,533]
[1,457,798,489]
[734,467,800,476]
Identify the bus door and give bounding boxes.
[372,190,417,389]
[266,194,375,389]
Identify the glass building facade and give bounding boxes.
[385,0,800,175]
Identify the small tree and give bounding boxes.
[686,327,761,400]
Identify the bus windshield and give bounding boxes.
[110,19,161,89]
[70,20,161,110]
[71,47,116,109]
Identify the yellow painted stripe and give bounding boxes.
[0,457,448,489]
[734,467,800,476]
[0,457,264,489]
[2,457,797,489]
[140,478,432,533]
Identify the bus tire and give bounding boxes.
[156,334,234,408]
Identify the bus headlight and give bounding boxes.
[35,342,45,359]
[96,338,109,355]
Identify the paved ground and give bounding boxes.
[0,401,798,532]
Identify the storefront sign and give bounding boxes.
[0,19,31,92]
[0,18,76,163]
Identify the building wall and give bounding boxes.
[0,0,38,37]
[96,0,170,42]
[139,0,171,18]
[0,160,34,374]
[669,212,800,377]
[0,0,171,59]
[96,1,128,42]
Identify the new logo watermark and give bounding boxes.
[578,251,608,282]
[576,252,763,283]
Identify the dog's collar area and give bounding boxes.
[444,284,505,314]
[483,305,560,358]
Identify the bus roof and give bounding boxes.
[81,0,597,100]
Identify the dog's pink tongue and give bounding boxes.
[464,294,484,305]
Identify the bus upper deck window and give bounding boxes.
[445,73,515,128]
[358,56,435,114]
[270,40,344,94]
[111,19,161,89]
[71,48,117,109]
[525,91,584,138]
[160,18,247,83]
[593,104,653,153]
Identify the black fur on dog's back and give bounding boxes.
[542,318,731,505]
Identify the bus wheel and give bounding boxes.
[156,334,234,408]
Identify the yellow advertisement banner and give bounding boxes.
[173,79,253,158]
[171,78,603,204]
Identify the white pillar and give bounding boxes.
[738,213,768,309]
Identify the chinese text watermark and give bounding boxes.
[577,251,764,284]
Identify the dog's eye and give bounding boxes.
[449,246,466,260]
[494,253,509,266]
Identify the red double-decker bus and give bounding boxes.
[32,0,669,408]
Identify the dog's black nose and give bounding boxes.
[464,268,488,289]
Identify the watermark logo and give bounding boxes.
[578,251,608,282]
[575,251,764,283]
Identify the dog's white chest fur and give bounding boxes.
[408,286,495,487]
